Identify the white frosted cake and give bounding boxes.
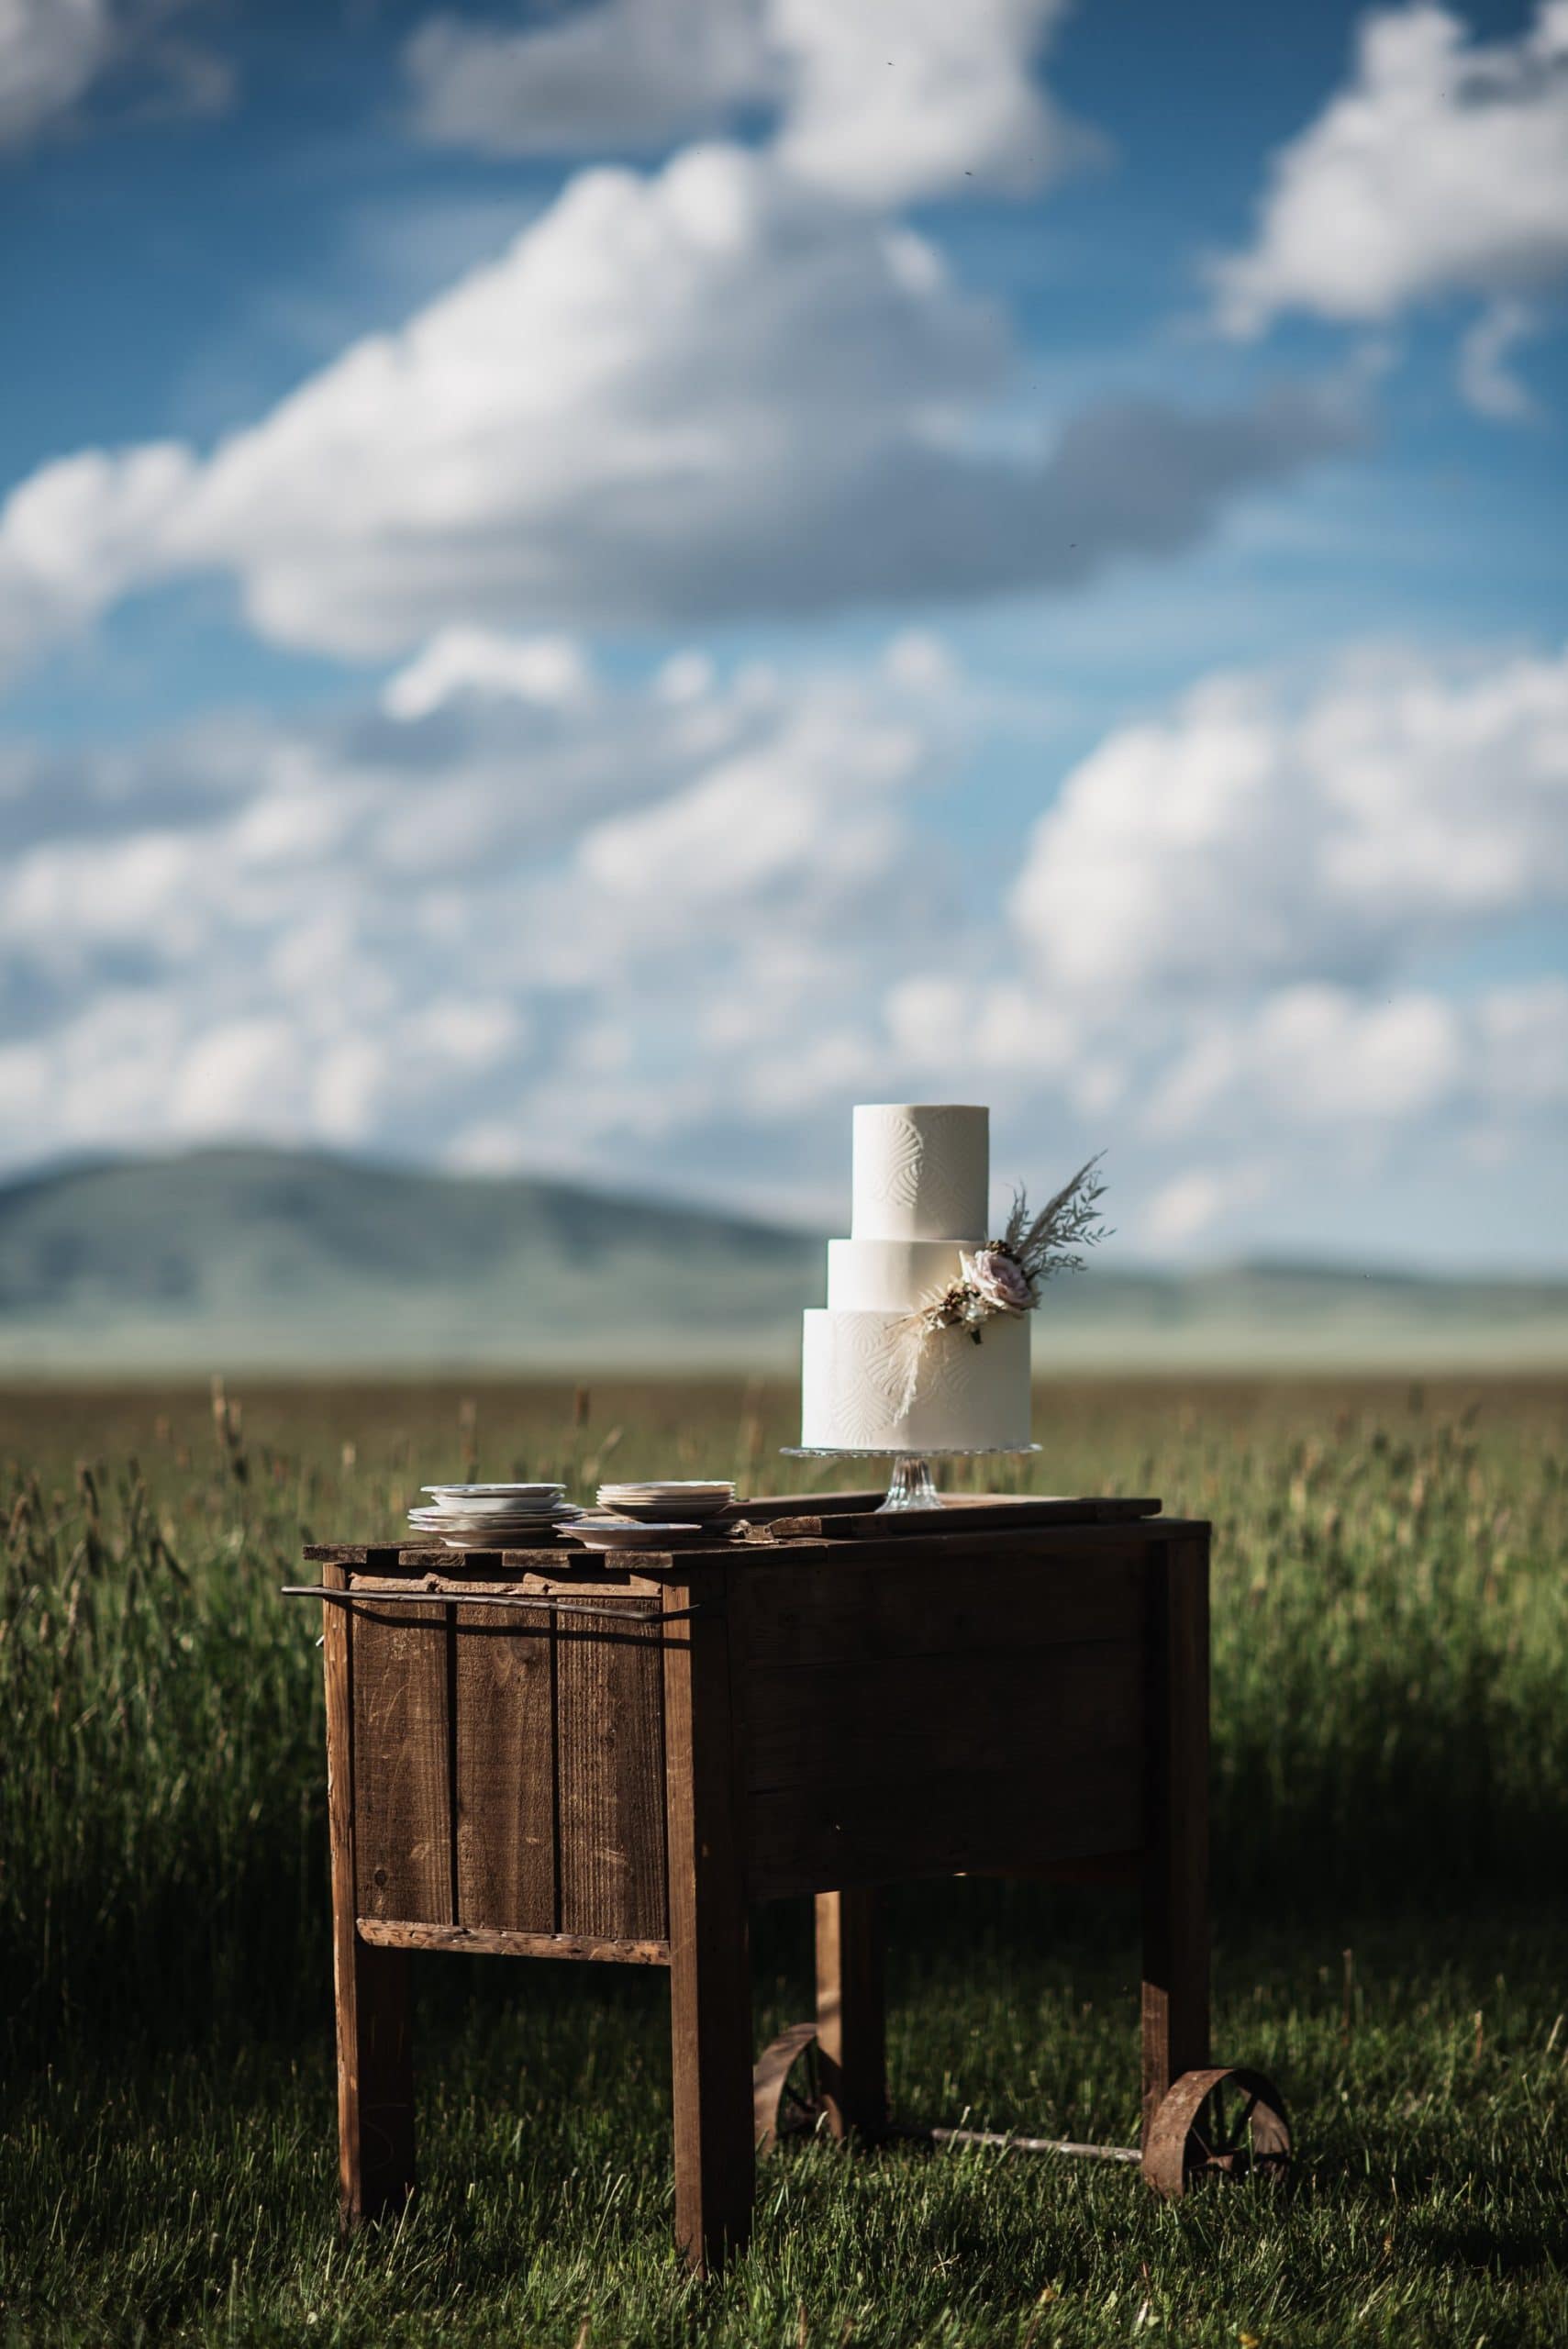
[801,1104,1032,1452]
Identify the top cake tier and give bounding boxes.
[851,1103,989,1241]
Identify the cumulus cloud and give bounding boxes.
[0,141,1351,681]
[2,628,1563,1257]
[1211,3,1568,343]
[0,0,231,150]
[0,637,954,1177]
[1010,640,1568,1002]
[405,0,1091,207]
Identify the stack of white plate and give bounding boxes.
[409,1484,580,1550]
[595,1480,735,1521]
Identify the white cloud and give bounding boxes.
[382,628,594,719]
[0,141,1351,682]
[1011,640,1568,1003]
[404,0,1091,207]
[0,637,958,1175]
[406,0,773,161]
[1456,299,1543,424]
[0,0,116,147]
[1211,3,1568,338]
[3,625,1563,1260]
[769,0,1095,207]
[0,0,231,150]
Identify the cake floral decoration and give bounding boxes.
[891,1155,1109,1408]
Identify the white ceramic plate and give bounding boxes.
[422,1484,565,1513]
[564,1520,728,1550]
[410,1513,578,1535]
[599,1482,733,1495]
[438,1529,571,1550]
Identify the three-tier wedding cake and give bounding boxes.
[801,1104,1032,1452]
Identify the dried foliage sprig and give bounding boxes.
[995,1152,1112,1299]
[892,1155,1110,1407]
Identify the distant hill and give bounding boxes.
[1,1147,1565,1375]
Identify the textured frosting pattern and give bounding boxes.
[851,1104,987,1241]
[826,1238,965,1311]
[801,1309,1030,1451]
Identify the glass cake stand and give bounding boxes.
[781,1444,1042,1513]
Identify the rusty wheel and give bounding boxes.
[753,2022,828,2154]
[1142,2066,1291,2199]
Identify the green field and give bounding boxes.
[4,1375,1567,2346]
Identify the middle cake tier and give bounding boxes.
[826,1237,969,1311]
[801,1307,1031,1452]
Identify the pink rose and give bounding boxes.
[962,1247,1033,1312]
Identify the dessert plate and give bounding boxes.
[422,1483,565,1515]
[565,1520,727,1551]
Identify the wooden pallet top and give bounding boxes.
[301,1491,1195,1574]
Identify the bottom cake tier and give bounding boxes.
[800,1306,1031,1452]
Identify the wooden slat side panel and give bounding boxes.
[748,1749,1142,1899]
[454,1608,556,1933]
[745,1642,1141,1794]
[351,1601,454,1924]
[557,1609,668,1942]
[731,1554,1143,1668]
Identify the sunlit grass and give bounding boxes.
[3,1374,1565,2343]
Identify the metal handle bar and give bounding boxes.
[281,1585,713,1625]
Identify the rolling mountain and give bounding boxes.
[1,1147,1564,1375]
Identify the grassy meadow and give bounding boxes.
[3,1372,1566,2346]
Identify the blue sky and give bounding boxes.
[1,0,1564,1266]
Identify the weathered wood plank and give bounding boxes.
[351,1598,454,1925]
[662,1571,754,2274]
[732,1553,1143,1669]
[745,1643,1141,1794]
[816,1889,885,2141]
[556,1604,668,1942]
[1141,1533,1211,2142]
[324,1561,415,2225]
[748,1748,1141,1900]
[760,1496,1161,1541]
[357,1918,668,1963]
[454,1605,556,1934]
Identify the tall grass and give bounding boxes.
[4,1376,1563,2056]
[3,1375,1566,2345]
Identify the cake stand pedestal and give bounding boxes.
[782,1444,1042,1513]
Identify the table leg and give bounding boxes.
[1140,1534,1210,2147]
[336,1935,417,2224]
[815,1889,886,2141]
[324,1563,417,2223]
[663,1574,754,2274]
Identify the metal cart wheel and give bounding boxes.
[1142,2065,1292,2198]
[752,2022,828,2154]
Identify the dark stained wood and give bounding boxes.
[761,1495,1161,1541]
[1140,1533,1211,2145]
[358,1918,668,1963]
[662,1570,754,2275]
[350,1595,455,1924]
[453,1603,555,1933]
[556,1602,669,1943]
[749,1748,1142,1901]
[323,1559,416,2226]
[305,1505,1217,2256]
[746,1643,1140,1795]
[732,1553,1143,1669]
[815,1889,885,2141]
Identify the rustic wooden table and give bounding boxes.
[293,1493,1289,2275]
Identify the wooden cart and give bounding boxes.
[292,1494,1289,2275]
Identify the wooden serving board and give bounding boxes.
[749,1494,1162,1542]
